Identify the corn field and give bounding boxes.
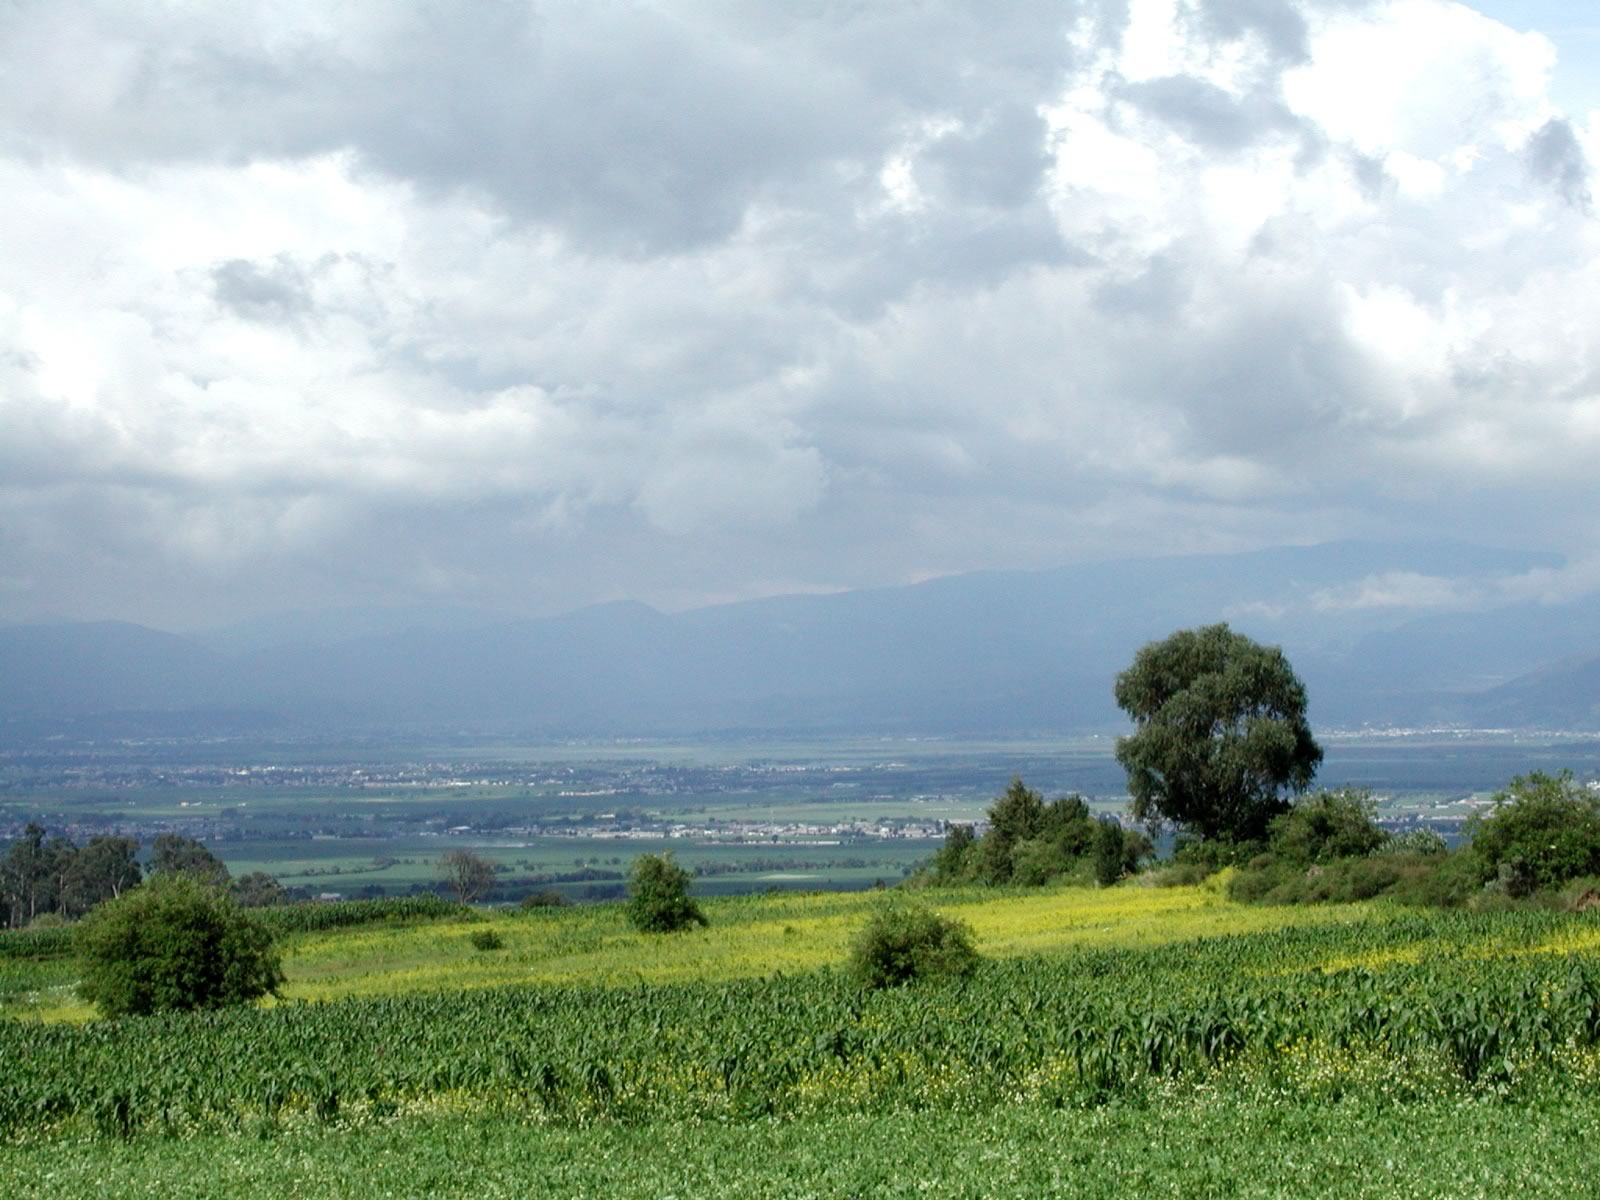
[5,909,1600,1140]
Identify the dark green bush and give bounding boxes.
[519,889,567,909]
[1267,789,1389,865]
[469,929,504,951]
[1093,819,1126,886]
[76,874,284,1018]
[1172,833,1263,871]
[1386,848,1482,908]
[625,852,707,933]
[1010,837,1071,886]
[1467,772,1600,895]
[847,902,979,989]
[933,781,1114,888]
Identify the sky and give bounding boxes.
[2,0,1599,630]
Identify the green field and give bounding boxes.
[7,881,1600,1196]
[3,1099,1596,1199]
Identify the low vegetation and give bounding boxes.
[1227,772,1600,910]
[846,901,978,988]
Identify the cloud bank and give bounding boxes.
[1,0,1597,626]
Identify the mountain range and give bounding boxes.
[2,541,1597,738]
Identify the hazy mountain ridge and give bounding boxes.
[1,542,1594,736]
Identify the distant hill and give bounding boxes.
[1460,654,1600,730]
[1,541,1595,737]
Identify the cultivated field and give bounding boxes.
[5,881,1600,1196]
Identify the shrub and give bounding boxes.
[1466,771,1600,894]
[625,852,707,933]
[847,902,979,989]
[1092,818,1130,886]
[1172,834,1262,872]
[1144,861,1216,887]
[1387,848,1482,908]
[519,889,567,909]
[1267,789,1388,866]
[1010,837,1070,886]
[469,929,504,951]
[76,874,284,1018]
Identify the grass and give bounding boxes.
[1,1095,1595,1199]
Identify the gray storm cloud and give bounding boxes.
[0,0,1597,626]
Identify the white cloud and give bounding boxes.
[0,0,1597,625]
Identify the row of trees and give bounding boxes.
[1,829,283,928]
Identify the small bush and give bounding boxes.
[519,889,566,909]
[1387,848,1482,908]
[625,852,707,933]
[76,874,284,1018]
[847,902,979,989]
[469,929,504,951]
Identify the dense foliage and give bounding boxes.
[927,780,1149,887]
[1466,770,1600,895]
[847,902,978,988]
[149,833,231,888]
[75,874,285,1018]
[1,827,141,927]
[626,852,707,932]
[1114,624,1322,842]
[1227,774,1600,909]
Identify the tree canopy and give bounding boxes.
[2,828,142,927]
[1114,624,1322,843]
[928,779,1149,887]
[149,834,231,888]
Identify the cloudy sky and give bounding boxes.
[2,0,1598,629]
